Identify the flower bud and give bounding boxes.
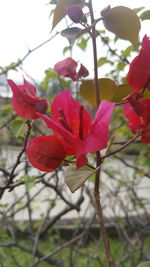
[66,5,83,23]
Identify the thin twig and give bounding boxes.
[0,120,32,199]
[0,32,59,75]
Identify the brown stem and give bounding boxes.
[88,0,100,108]
[88,1,115,266]
[94,165,115,267]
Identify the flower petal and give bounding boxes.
[8,79,48,119]
[51,89,92,139]
[123,103,141,130]
[23,79,37,98]
[76,101,115,154]
[78,64,89,78]
[76,154,88,168]
[123,99,150,142]
[54,57,78,81]
[140,99,150,123]
[26,135,66,172]
[37,112,78,155]
[126,35,150,92]
[141,124,150,143]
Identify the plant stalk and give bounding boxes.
[88,1,115,266]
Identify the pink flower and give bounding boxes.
[124,98,150,142]
[8,79,48,119]
[126,35,150,92]
[54,57,89,81]
[26,135,66,172]
[37,89,115,167]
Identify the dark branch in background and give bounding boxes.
[0,242,64,267]
[99,33,130,64]
[103,134,139,160]
[114,155,150,179]
[30,214,96,267]
[42,178,81,210]
[0,120,32,199]
[0,114,17,130]
[0,168,11,177]
[39,191,84,239]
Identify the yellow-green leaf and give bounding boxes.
[80,78,117,107]
[51,0,81,30]
[64,166,92,193]
[112,84,132,102]
[103,6,141,48]
[143,90,150,99]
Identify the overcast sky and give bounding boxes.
[0,0,149,85]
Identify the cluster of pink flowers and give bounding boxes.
[124,35,150,142]
[8,58,114,172]
[8,35,150,172]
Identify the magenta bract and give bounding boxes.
[8,79,48,119]
[126,35,150,92]
[26,135,66,172]
[124,97,150,142]
[54,57,89,81]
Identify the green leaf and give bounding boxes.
[98,57,107,67]
[0,105,14,125]
[137,261,150,267]
[3,104,13,112]
[63,46,71,55]
[49,0,58,4]
[103,6,141,48]
[51,0,81,30]
[97,57,113,67]
[121,45,134,57]
[140,10,150,21]
[20,175,36,190]
[117,61,126,71]
[88,173,96,184]
[77,36,89,50]
[11,118,25,137]
[64,166,93,192]
[133,7,145,14]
